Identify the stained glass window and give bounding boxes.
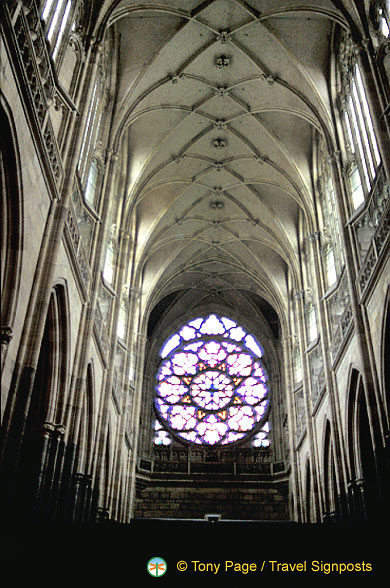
[154,314,270,446]
[251,422,271,447]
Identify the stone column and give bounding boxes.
[33,421,66,521]
[71,472,93,523]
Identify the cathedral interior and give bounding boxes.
[1,0,390,582]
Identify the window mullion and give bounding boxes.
[83,106,102,184]
[355,68,381,167]
[47,0,66,44]
[349,91,372,185]
[351,83,375,181]
[79,82,98,180]
[346,102,371,192]
[42,0,56,24]
[52,0,72,60]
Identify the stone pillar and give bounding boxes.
[71,472,93,523]
[33,422,66,521]
[97,506,110,524]
[347,478,367,522]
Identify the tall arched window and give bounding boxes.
[338,32,381,210]
[316,141,344,281]
[324,244,337,288]
[84,159,100,209]
[293,343,303,385]
[153,314,270,446]
[373,1,390,38]
[78,77,104,183]
[307,303,318,344]
[103,233,116,285]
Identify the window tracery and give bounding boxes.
[153,315,270,447]
[78,71,105,183]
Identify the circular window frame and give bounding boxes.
[153,314,271,448]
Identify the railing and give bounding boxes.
[153,446,271,463]
[139,448,284,477]
[352,167,388,263]
[351,166,390,298]
[357,197,390,297]
[326,271,353,363]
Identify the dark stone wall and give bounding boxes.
[135,481,289,520]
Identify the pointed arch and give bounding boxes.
[382,289,390,428]
[15,282,70,521]
[0,94,23,355]
[347,368,382,521]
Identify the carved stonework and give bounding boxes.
[214,119,227,130]
[215,86,229,97]
[306,231,320,243]
[215,55,230,69]
[74,473,92,486]
[293,290,305,301]
[42,422,66,439]
[97,507,110,522]
[68,32,86,62]
[170,73,184,84]
[338,31,356,98]
[253,154,266,164]
[261,73,275,85]
[1,326,13,345]
[216,31,231,44]
[213,138,226,149]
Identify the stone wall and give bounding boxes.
[135,481,289,521]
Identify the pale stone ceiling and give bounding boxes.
[99,0,348,330]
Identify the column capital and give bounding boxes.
[74,472,92,486]
[42,422,66,439]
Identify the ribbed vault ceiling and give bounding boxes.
[102,0,348,331]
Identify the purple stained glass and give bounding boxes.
[154,315,269,446]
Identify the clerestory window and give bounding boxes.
[153,314,270,446]
[41,0,73,61]
[78,79,103,183]
[377,1,390,37]
[338,33,381,210]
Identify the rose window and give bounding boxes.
[154,314,270,446]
